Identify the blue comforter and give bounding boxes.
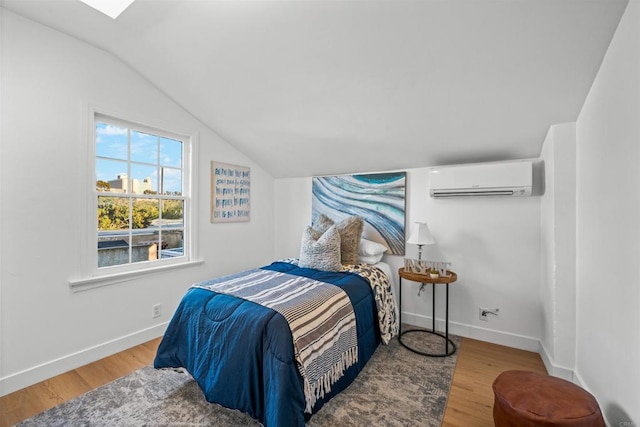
[154,261,381,427]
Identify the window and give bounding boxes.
[92,113,192,273]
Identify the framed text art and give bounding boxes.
[211,161,250,223]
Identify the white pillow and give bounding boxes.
[359,238,388,257]
[358,253,384,265]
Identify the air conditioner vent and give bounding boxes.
[429,161,534,198]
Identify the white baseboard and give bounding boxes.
[402,311,540,352]
[572,368,587,389]
[538,341,575,381]
[0,323,167,397]
[403,312,583,382]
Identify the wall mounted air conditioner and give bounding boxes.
[429,160,534,198]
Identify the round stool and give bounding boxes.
[492,370,605,427]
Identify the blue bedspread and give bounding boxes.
[154,261,381,427]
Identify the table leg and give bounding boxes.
[399,276,402,336]
[431,283,435,333]
[445,283,449,354]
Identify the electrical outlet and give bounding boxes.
[479,307,499,321]
[152,304,161,319]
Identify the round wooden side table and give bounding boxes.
[398,268,458,357]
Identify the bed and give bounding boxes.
[153,258,397,427]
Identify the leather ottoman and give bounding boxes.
[492,370,605,427]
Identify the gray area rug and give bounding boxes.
[18,333,459,427]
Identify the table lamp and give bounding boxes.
[406,221,436,260]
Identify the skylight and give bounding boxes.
[79,0,135,19]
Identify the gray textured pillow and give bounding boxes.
[313,214,335,234]
[313,214,364,265]
[299,225,342,272]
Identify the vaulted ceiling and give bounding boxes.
[1,0,628,178]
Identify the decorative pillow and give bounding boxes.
[359,238,388,257]
[358,253,384,265]
[312,214,335,234]
[299,225,342,272]
[313,214,364,265]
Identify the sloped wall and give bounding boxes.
[0,10,275,395]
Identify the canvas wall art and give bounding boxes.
[312,172,406,255]
[211,161,250,223]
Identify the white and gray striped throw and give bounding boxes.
[193,269,358,413]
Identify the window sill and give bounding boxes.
[69,259,204,292]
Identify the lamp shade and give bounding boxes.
[406,222,436,246]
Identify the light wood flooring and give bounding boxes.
[442,338,547,426]
[0,337,546,427]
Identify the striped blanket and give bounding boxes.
[193,269,358,412]
[279,258,399,345]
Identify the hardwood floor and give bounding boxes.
[0,337,546,427]
[442,338,547,426]
[0,338,162,427]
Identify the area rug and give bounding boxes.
[18,333,459,426]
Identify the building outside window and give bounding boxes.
[93,114,191,271]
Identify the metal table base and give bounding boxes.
[399,276,457,357]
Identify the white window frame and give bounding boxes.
[70,108,201,291]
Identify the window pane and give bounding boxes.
[132,198,160,263]
[131,130,158,164]
[130,163,157,194]
[97,196,130,267]
[160,167,182,195]
[97,196,130,230]
[96,122,127,160]
[96,158,127,192]
[98,236,130,267]
[160,199,184,259]
[132,198,159,230]
[161,199,183,221]
[160,137,182,168]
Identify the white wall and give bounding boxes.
[0,10,275,395]
[0,6,4,401]
[575,0,640,424]
[275,168,542,351]
[539,123,577,380]
[274,177,312,259]
[539,129,556,369]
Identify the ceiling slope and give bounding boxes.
[1,0,629,177]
